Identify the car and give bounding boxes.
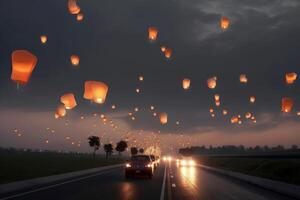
[125,155,155,179]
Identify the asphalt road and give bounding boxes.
[0,161,296,200]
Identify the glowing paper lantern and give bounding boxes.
[70,55,80,66]
[68,0,80,14]
[214,94,220,101]
[209,108,214,113]
[223,110,228,115]
[55,105,66,118]
[83,81,109,104]
[139,76,144,81]
[285,73,297,84]
[231,116,238,124]
[40,35,47,44]
[136,88,140,93]
[245,112,252,119]
[281,97,293,113]
[220,16,230,30]
[207,76,217,89]
[250,96,256,103]
[160,112,168,124]
[182,78,190,90]
[150,106,155,110]
[215,100,220,107]
[60,93,77,109]
[111,105,116,110]
[161,46,166,52]
[77,13,84,21]
[11,50,38,85]
[240,74,248,83]
[148,27,158,41]
[164,48,172,59]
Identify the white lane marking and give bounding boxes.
[0,168,119,200]
[172,183,176,188]
[160,165,167,200]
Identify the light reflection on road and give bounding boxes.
[179,166,197,186]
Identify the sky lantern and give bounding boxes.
[40,35,47,44]
[164,48,172,59]
[68,0,80,14]
[297,112,300,116]
[182,78,190,90]
[222,110,228,115]
[134,107,139,112]
[150,106,155,110]
[148,27,158,41]
[209,108,214,113]
[70,55,80,66]
[215,100,221,107]
[245,112,252,119]
[214,94,220,101]
[281,97,293,113]
[111,104,116,110]
[153,112,157,116]
[77,13,84,21]
[161,46,166,52]
[136,88,140,93]
[60,93,77,109]
[207,76,217,89]
[231,116,238,124]
[83,81,109,104]
[220,16,230,30]
[139,75,144,81]
[240,74,248,83]
[11,50,38,85]
[285,72,297,84]
[250,96,256,103]
[55,105,66,118]
[160,112,168,124]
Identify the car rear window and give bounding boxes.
[131,156,150,161]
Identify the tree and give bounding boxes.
[139,148,144,154]
[130,147,138,156]
[88,136,100,159]
[104,143,113,159]
[115,140,128,156]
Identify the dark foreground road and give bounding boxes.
[0,161,296,200]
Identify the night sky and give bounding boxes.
[0,0,300,153]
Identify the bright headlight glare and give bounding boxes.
[181,160,187,166]
[125,163,131,168]
[188,160,195,166]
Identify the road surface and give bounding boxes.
[0,161,296,200]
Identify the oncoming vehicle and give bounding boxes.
[125,155,154,179]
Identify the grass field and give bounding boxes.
[0,149,126,184]
[196,156,300,185]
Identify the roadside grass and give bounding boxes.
[0,149,126,184]
[197,156,300,185]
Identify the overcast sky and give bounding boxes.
[0,0,300,153]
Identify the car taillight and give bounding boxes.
[125,163,131,168]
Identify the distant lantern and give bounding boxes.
[111,104,116,110]
[11,50,38,85]
[182,78,190,90]
[285,72,297,84]
[207,76,217,89]
[60,93,77,109]
[68,0,80,14]
[220,16,230,30]
[139,75,144,81]
[281,97,293,113]
[240,74,248,83]
[245,112,252,119]
[214,94,220,101]
[148,27,158,41]
[209,108,214,113]
[211,113,215,118]
[215,100,221,107]
[153,112,157,117]
[131,116,136,121]
[134,107,139,112]
[55,105,66,118]
[70,55,80,66]
[160,112,168,124]
[176,121,180,125]
[231,116,238,124]
[83,81,109,104]
[77,13,84,21]
[164,48,172,59]
[250,96,256,103]
[223,110,228,115]
[297,112,300,116]
[40,35,47,44]
[150,106,155,110]
[136,88,140,93]
[161,46,166,52]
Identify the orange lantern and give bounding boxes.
[77,13,84,21]
[281,97,293,113]
[250,96,256,103]
[70,55,80,66]
[11,50,38,85]
[139,75,144,81]
[220,16,230,30]
[148,27,158,41]
[215,100,220,107]
[222,110,228,115]
[209,108,214,113]
[245,112,252,119]
[231,116,238,124]
[40,35,47,44]
[60,93,77,109]
[214,94,220,101]
[240,74,248,83]
[83,81,109,104]
[55,105,66,118]
[68,0,80,14]
[160,112,168,124]
[207,76,217,89]
[164,48,172,59]
[182,78,190,90]
[161,46,166,52]
[285,72,297,84]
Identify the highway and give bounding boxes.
[0,161,296,200]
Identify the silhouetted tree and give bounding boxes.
[115,140,128,156]
[139,148,144,154]
[88,136,100,159]
[104,143,113,159]
[130,147,138,156]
